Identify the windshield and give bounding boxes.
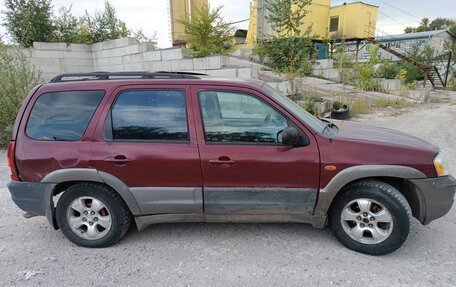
[262,83,326,134]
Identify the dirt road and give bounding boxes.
[0,103,455,287]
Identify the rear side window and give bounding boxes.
[110,90,188,141]
[26,91,104,141]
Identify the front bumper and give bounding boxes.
[410,175,456,225]
[7,181,56,226]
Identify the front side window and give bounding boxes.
[199,91,289,144]
[26,91,104,141]
[110,90,188,141]
[261,83,326,133]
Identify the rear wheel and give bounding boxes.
[56,183,131,247]
[329,180,412,255]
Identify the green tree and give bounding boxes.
[0,44,41,146]
[265,0,312,37]
[82,1,130,43]
[2,0,55,47]
[429,17,454,30]
[417,18,430,32]
[357,44,381,91]
[178,5,233,57]
[53,6,81,44]
[451,24,456,36]
[133,29,158,48]
[256,0,315,77]
[53,1,157,45]
[404,26,415,34]
[405,17,456,34]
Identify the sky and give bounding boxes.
[0,0,455,48]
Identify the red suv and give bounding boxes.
[7,72,455,255]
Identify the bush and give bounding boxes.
[357,45,381,91]
[339,68,359,86]
[333,41,355,69]
[375,61,422,84]
[0,45,41,147]
[254,0,315,78]
[257,37,314,76]
[178,5,233,57]
[447,78,456,91]
[376,61,401,79]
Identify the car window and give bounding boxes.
[26,91,104,141]
[199,90,289,144]
[261,83,326,134]
[110,90,188,141]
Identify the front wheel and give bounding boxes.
[56,183,132,248]
[329,180,412,255]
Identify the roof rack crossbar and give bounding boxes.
[49,71,206,83]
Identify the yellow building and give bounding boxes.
[169,0,208,46]
[246,0,378,45]
[328,2,378,40]
[297,0,331,39]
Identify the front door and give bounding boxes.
[191,85,320,218]
[91,85,203,216]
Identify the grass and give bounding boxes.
[293,90,409,118]
[336,96,408,117]
[428,97,450,103]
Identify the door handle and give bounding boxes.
[104,155,132,166]
[208,156,235,166]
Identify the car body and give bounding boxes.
[7,72,456,255]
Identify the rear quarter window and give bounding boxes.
[26,91,104,141]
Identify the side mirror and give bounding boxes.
[282,127,300,147]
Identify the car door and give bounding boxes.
[191,85,320,219]
[90,84,203,216]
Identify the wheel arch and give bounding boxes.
[313,165,427,226]
[42,169,141,229]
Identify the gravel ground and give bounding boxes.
[0,103,455,287]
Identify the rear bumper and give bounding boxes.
[410,175,456,225]
[7,181,56,226]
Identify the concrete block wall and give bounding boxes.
[25,38,260,81]
[26,42,93,80]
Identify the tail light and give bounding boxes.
[7,141,20,181]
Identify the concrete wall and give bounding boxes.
[375,78,401,92]
[24,37,259,82]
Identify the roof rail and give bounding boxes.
[49,71,207,83]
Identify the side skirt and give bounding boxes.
[134,213,327,231]
[135,214,205,231]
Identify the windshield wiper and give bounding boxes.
[53,136,68,141]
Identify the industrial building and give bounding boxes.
[245,0,379,45]
[169,0,378,47]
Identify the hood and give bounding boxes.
[330,120,439,153]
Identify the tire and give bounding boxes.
[56,183,132,248]
[329,180,412,255]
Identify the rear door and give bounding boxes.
[90,84,203,216]
[191,85,320,218]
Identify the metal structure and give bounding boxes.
[365,26,453,89]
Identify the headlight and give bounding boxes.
[434,153,449,177]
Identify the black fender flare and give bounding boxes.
[42,168,141,228]
[312,165,426,227]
